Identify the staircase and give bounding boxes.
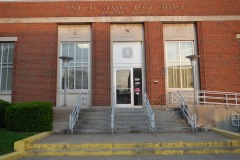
[154,107,191,132]
[114,108,151,133]
[73,106,191,133]
[74,108,111,133]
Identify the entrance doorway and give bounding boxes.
[113,42,144,108]
[114,68,142,108]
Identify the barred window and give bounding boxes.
[0,43,14,91]
[166,41,194,89]
[61,42,89,90]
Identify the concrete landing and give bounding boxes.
[35,131,232,144]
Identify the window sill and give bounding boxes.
[0,91,12,95]
[58,89,90,94]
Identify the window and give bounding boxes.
[61,42,89,90]
[0,43,14,91]
[166,41,194,89]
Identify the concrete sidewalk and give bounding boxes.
[34,131,232,144]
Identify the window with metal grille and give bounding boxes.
[0,43,14,91]
[166,41,194,89]
[61,42,89,90]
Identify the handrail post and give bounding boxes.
[238,114,240,129]
[196,90,198,104]
[225,94,228,110]
[235,93,238,111]
[204,90,206,105]
[111,91,115,134]
[191,114,194,132]
[69,114,72,134]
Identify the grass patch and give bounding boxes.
[0,128,38,155]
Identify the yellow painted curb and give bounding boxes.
[0,151,25,160]
[26,148,240,157]
[27,143,113,150]
[14,131,52,152]
[0,131,52,160]
[26,140,239,150]
[211,128,240,140]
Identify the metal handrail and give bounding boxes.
[144,91,155,131]
[111,92,116,133]
[231,114,240,129]
[168,90,240,111]
[176,91,197,132]
[69,93,86,134]
[198,90,240,111]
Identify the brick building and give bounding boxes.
[0,0,240,108]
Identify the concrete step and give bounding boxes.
[155,119,187,123]
[73,129,112,134]
[115,116,148,121]
[81,108,111,112]
[26,147,240,157]
[26,140,240,156]
[115,108,146,112]
[78,120,111,125]
[77,116,111,121]
[79,112,111,116]
[75,124,111,129]
[28,140,240,150]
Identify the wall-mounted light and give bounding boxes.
[154,80,158,84]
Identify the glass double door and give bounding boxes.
[114,68,142,108]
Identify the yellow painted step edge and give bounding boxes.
[26,148,240,157]
[14,131,52,152]
[27,140,240,150]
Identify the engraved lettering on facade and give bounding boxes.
[120,26,134,38]
[120,17,134,22]
[67,4,96,11]
[103,5,128,10]
[131,11,153,15]
[134,5,153,10]
[66,3,186,14]
[159,4,185,10]
[102,11,124,15]
[68,28,82,38]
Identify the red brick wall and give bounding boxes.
[0,1,240,106]
[144,22,166,105]
[92,23,111,106]
[0,0,239,18]
[0,23,58,104]
[197,21,240,92]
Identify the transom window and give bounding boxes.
[61,42,89,90]
[166,41,194,89]
[0,43,14,91]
